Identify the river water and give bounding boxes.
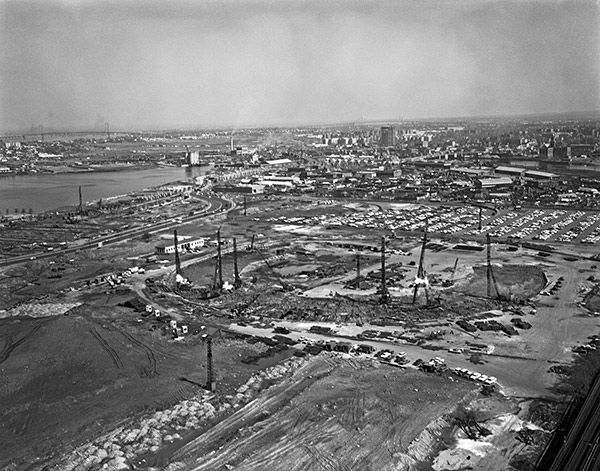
[0,166,209,214]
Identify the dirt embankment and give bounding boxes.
[171,355,475,471]
[0,311,269,471]
[459,264,546,301]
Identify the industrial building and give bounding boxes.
[155,237,206,255]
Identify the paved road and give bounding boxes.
[228,322,548,397]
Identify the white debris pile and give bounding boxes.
[54,393,216,471]
[0,302,81,319]
[227,357,307,408]
[54,357,308,470]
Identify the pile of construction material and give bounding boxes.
[54,357,308,471]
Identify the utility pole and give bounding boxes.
[380,236,388,303]
[233,237,242,288]
[478,207,482,232]
[243,197,247,216]
[78,186,83,214]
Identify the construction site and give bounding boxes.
[2,191,600,471]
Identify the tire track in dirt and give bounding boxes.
[0,323,43,364]
[304,444,349,471]
[120,331,158,377]
[90,327,123,369]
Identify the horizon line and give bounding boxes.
[2,109,599,137]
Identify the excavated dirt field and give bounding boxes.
[1,194,596,471]
[0,308,281,470]
[171,355,477,471]
[460,264,547,301]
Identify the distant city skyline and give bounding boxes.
[1,0,599,132]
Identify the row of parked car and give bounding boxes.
[452,367,497,386]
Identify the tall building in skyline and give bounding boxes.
[380,126,394,147]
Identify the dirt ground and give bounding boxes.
[459,264,547,301]
[2,194,598,470]
[171,355,478,471]
[0,305,283,470]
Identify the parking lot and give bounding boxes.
[482,209,600,244]
[267,202,600,245]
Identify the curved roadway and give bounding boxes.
[0,196,230,267]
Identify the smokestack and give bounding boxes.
[78,186,83,213]
[105,122,110,140]
[243,197,247,217]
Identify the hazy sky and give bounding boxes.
[1,0,598,131]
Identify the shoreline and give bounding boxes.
[0,164,212,215]
[0,162,180,177]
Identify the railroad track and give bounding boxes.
[547,372,600,470]
[120,331,158,377]
[90,327,123,369]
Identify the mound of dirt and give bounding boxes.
[459,264,546,301]
[0,312,272,470]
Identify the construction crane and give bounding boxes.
[380,236,389,303]
[78,185,84,214]
[206,337,215,392]
[486,233,501,299]
[174,230,182,278]
[451,257,459,283]
[412,221,430,305]
[355,251,361,290]
[233,237,242,288]
[246,234,255,251]
[254,247,294,292]
[209,228,223,293]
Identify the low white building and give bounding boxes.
[155,237,206,255]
